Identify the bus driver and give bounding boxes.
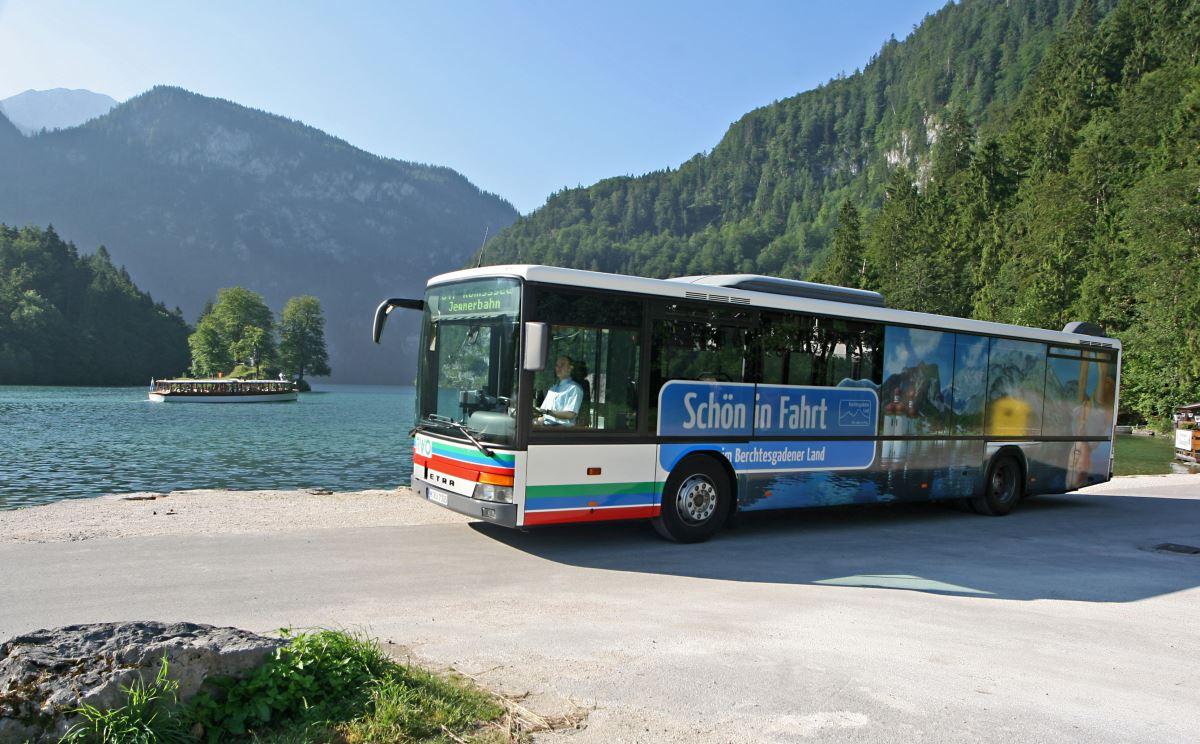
[535,355,583,426]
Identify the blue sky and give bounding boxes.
[0,1,947,213]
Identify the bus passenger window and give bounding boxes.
[761,312,880,387]
[653,319,748,384]
[950,334,988,435]
[882,326,955,435]
[985,338,1046,436]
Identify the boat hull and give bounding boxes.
[148,392,298,403]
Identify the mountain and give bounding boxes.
[478,0,1107,278]
[0,86,519,382]
[0,88,119,135]
[479,0,1200,421]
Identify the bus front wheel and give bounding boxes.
[970,454,1023,516]
[653,457,731,543]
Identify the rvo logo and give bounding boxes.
[414,437,433,458]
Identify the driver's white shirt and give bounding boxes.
[540,377,582,426]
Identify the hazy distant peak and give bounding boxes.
[0,88,119,136]
[0,109,21,140]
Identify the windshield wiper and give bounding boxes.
[414,415,495,458]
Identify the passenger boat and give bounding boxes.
[148,379,299,403]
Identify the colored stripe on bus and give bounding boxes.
[430,453,513,477]
[416,442,516,474]
[523,505,661,526]
[414,454,480,482]
[431,439,516,462]
[525,481,660,512]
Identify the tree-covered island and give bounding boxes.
[189,287,331,386]
[0,224,332,387]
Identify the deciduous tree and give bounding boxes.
[279,295,331,381]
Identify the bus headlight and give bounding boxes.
[473,483,513,503]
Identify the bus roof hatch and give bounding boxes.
[672,274,887,308]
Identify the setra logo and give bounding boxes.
[428,471,456,488]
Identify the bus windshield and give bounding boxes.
[416,278,521,447]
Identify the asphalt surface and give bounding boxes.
[3,475,1199,742]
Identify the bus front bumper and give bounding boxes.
[410,474,518,528]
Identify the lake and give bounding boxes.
[0,387,1189,510]
[0,385,415,510]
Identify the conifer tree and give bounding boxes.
[813,202,866,288]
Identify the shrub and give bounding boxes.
[55,631,505,743]
[186,629,503,743]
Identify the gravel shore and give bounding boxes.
[0,488,468,543]
[2,473,1194,545]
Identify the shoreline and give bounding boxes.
[3,473,1198,545]
[0,487,469,544]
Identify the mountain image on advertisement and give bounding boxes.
[881,361,950,432]
[0,87,519,382]
[0,88,119,135]
[838,399,874,427]
[985,349,1045,400]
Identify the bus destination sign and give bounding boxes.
[433,284,520,318]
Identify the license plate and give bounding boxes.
[427,488,449,506]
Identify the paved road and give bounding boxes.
[4,476,1200,742]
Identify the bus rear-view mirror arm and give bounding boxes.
[523,322,549,371]
[372,298,424,343]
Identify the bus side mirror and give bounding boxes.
[524,322,549,371]
[373,298,424,344]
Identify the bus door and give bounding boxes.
[522,287,654,526]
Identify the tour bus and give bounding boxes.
[373,265,1120,542]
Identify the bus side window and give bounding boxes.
[985,338,1047,437]
[881,326,955,436]
[653,319,748,384]
[649,318,750,429]
[951,334,989,435]
[820,319,882,387]
[761,312,816,385]
[761,312,881,387]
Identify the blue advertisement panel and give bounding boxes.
[656,381,879,438]
[657,381,755,437]
[656,381,880,473]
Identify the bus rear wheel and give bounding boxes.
[970,454,1023,516]
[653,457,731,543]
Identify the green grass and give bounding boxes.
[59,631,509,744]
[1112,434,1177,476]
[62,658,191,744]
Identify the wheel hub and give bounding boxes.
[677,475,718,525]
[991,463,1015,502]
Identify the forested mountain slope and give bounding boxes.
[480,0,1107,278]
[0,87,518,382]
[830,0,1198,420]
[0,225,190,385]
[484,0,1198,421]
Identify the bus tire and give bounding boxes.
[970,454,1023,516]
[653,456,731,543]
